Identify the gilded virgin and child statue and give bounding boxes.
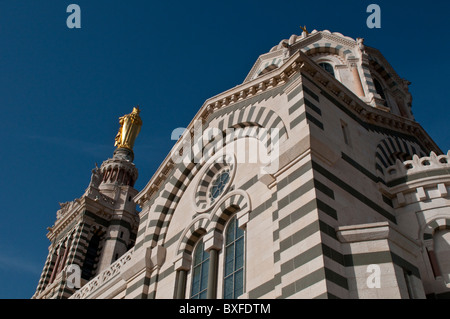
[114,106,142,150]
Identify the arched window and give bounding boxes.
[319,62,335,77]
[190,239,210,299]
[373,78,388,107]
[223,216,245,299]
[176,213,247,299]
[82,231,102,280]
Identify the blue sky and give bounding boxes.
[0,0,448,299]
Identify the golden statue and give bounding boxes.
[114,106,142,150]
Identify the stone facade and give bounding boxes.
[34,29,450,299]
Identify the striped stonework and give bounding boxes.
[361,63,377,96]
[287,81,324,131]
[210,105,288,144]
[423,219,450,241]
[176,217,209,258]
[136,82,293,253]
[272,155,347,299]
[175,191,251,262]
[250,57,284,81]
[35,247,57,295]
[375,136,427,177]
[367,54,398,90]
[194,155,235,212]
[138,161,202,250]
[65,221,89,268]
[35,30,450,300]
[34,188,140,299]
[125,269,152,299]
[35,225,81,297]
[301,42,356,61]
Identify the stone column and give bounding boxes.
[206,249,219,299]
[203,230,223,299]
[175,269,187,299]
[174,252,192,299]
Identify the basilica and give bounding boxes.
[33,29,450,299]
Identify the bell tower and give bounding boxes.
[33,107,143,299]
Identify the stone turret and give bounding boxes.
[381,151,450,297]
[33,107,143,299]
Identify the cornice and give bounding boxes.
[320,30,357,48]
[298,54,441,153]
[48,200,84,242]
[48,195,115,242]
[134,50,441,208]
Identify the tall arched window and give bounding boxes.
[223,216,245,299]
[82,231,102,280]
[373,78,388,107]
[190,239,210,299]
[319,62,335,77]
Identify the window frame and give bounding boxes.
[219,215,246,299]
[189,238,210,299]
[208,169,231,204]
[318,62,336,78]
[183,215,247,299]
[372,77,390,108]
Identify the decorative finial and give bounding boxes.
[114,106,143,150]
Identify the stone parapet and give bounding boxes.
[385,151,450,185]
[381,152,450,208]
[70,248,134,299]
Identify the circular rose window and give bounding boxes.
[194,153,235,212]
[209,169,230,202]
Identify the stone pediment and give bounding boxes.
[244,30,359,83]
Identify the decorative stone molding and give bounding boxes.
[100,155,138,187]
[49,203,84,241]
[70,248,134,299]
[56,200,80,220]
[85,187,116,206]
[135,44,441,210]
[121,245,166,281]
[33,271,65,299]
[173,189,251,270]
[337,222,390,243]
[337,221,420,256]
[193,153,236,213]
[174,252,193,271]
[422,218,450,241]
[385,151,450,182]
[208,189,252,230]
[379,152,450,209]
[203,229,223,252]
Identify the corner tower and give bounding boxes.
[33,107,143,299]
